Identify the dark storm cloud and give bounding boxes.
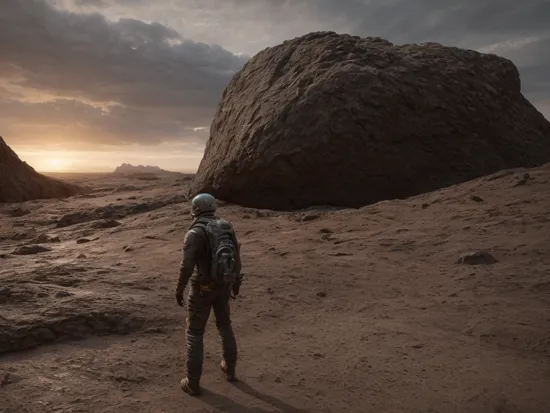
[0,0,247,145]
[73,0,147,6]
[214,0,550,40]
[150,0,549,114]
[1,0,549,148]
[305,0,550,111]
[271,0,550,111]
[298,0,550,39]
[73,0,107,7]
[109,0,550,114]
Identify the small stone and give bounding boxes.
[8,207,31,217]
[1,373,23,386]
[35,327,56,341]
[33,234,60,244]
[316,291,327,298]
[457,251,498,265]
[76,238,91,244]
[92,219,121,229]
[56,211,89,228]
[319,228,333,234]
[302,214,320,222]
[513,179,528,187]
[77,253,86,258]
[470,195,483,202]
[12,245,51,255]
[421,203,429,209]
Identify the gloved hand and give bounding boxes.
[176,290,184,307]
[231,282,240,299]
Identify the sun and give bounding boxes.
[44,158,70,172]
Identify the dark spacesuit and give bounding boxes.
[175,196,242,396]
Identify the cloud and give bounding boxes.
[1,0,549,153]
[73,0,107,7]
[0,97,206,146]
[331,0,550,109]
[0,0,247,147]
[63,0,549,114]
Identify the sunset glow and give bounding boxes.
[13,144,204,174]
[43,157,72,172]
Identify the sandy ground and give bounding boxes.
[1,167,549,413]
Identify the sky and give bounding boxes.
[1,0,549,173]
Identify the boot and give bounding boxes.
[220,360,237,382]
[184,330,204,395]
[180,377,201,396]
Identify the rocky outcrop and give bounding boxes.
[0,137,84,203]
[113,163,172,175]
[189,31,550,210]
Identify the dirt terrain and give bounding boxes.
[1,168,549,413]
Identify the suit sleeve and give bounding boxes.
[176,229,202,293]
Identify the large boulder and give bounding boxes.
[0,137,84,203]
[190,31,550,210]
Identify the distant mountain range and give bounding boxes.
[113,163,175,175]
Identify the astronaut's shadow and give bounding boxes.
[201,380,306,413]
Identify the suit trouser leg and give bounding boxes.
[185,288,212,385]
[212,289,237,371]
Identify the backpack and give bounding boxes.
[192,217,239,286]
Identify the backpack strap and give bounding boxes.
[189,216,213,239]
[189,220,210,252]
[188,219,212,284]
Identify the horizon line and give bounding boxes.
[38,170,197,174]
